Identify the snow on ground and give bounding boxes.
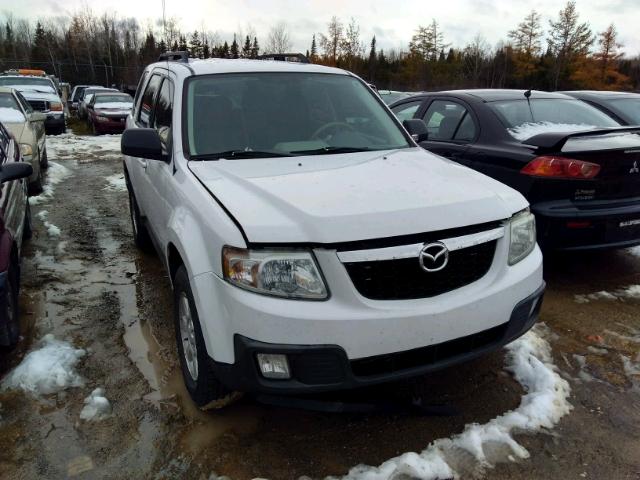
[104,173,127,192]
[1,334,85,396]
[574,285,640,303]
[333,325,572,480]
[620,354,640,393]
[46,132,121,162]
[508,122,596,142]
[80,388,112,421]
[35,210,61,237]
[29,161,72,206]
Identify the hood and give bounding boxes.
[3,122,27,142]
[17,89,60,102]
[188,148,528,244]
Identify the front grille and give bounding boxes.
[351,322,508,377]
[344,241,496,300]
[27,100,48,111]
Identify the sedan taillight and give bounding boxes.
[521,156,600,179]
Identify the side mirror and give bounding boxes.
[29,112,46,123]
[403,119,429,143]
[121,128,167,161]
[1,162,33,183]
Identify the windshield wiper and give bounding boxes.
[290,146,377,155]
[190,149,294,160]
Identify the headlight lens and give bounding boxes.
[50,102,63,111]
[222,247,328,299]
[19,143,33,157]
[509,209,536,265]
[96,115,109,122]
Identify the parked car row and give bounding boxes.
[68,85,134,135]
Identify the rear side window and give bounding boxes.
[423,100,476,142]
[138,74,162,127]
[392,101,422,122]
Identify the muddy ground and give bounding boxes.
[0,130,638,480]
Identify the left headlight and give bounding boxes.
[96,115,109,122]
[509,208,536,265]
[19,143,33,157]
[222,246,328,300]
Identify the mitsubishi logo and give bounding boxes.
[419,242,449,273]
[630,161,639,174]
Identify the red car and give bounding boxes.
[0,122,34,349]
[87,92,133,135]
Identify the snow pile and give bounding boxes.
[36,210,61,237]
[574,285,640,303]
[80,388,112,421]
[104,173,127,192]
[29,161,72,206]
[620,354,640,393]
[46,132,121,162]
[508,122,596,141]
[333,326,572,480]
[1,334,85,396]
[0,107,26,123]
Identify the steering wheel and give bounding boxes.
[311,122,356,140]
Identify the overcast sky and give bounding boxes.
[6,0,640,55]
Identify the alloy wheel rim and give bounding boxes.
[178,292,198,381]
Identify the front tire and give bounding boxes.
[173,265,238,409]
[28,167,44,196]
[40,147,49,170]
[23,202,33,241]
[127,188,151,250]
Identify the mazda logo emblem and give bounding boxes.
[419,242,449,272]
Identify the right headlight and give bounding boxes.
[222,246,328,300]
[20,143,33,158]
[509,208,536,265]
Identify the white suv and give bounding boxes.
[122,55,544,407]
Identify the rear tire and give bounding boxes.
[28,167,44,196]
[173,265,239,409]
[127,187,151,249]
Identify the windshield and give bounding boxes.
[185,72,411,158]
[0,77,55,92]
[607,98,640,125]
[94,94,132,104]
[0,93,25,123]
[489,98,620,141]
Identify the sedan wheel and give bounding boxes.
[178,292,199,381]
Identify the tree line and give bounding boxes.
[0,1,638,92]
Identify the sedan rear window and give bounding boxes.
[489,99,619,141]
[185,72,410,158]
[94,95,133,104]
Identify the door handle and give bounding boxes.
[141,159,148,171]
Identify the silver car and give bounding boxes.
[0,87,47,194]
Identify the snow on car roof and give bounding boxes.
[152,58,349,76]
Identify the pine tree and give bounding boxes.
[202,39,210,59]
[509,10,543,82]
[251,37,259,58]
[242,35,252,58]
[548,1,594,89]
[368,36,377,81]
[594,24,627,87]
[189,31,202,58]
[230,34,239,59]
[221,41,229,59]
[178,35,188,51]
[310,34,317,60]
[171,40,179,52]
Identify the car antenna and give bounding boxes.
[524,89,534,122]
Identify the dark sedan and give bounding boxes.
[562,91,640,126]
[0,122,33,349]
[87,92,133,135]
[390,89,640,250]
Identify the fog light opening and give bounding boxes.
[256,353,291,379]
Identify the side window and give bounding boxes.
[137,74,162,127]
[422,100,472,142]
[0,125,7,163]
[392,101,422,122]
[153,79,173,154]
[454,113,477,142]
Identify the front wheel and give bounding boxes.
[127,188,151,250]
[28,167,44,196]
[40,146,49,170]
[173,265,239,409]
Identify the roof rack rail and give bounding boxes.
[256,53,310,64]
[158,51,190,63]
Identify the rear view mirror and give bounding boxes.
[1,162,33,183]
[121,128,167,161]
[403,119,429,143]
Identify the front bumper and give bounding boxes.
[211,283,545,394]
[533,197,640,250]
[44,113,65,132]
[93,116,127,133]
